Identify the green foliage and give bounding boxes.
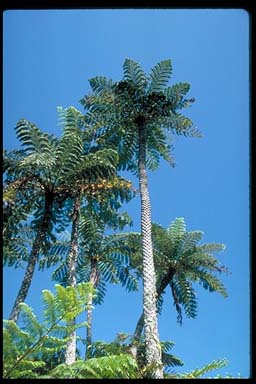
[175,358,228,379]
[130,217,228,324]
[52,209,139,305]
[87,333,183,377]
[148,59,172,93]
[80,58,201,173]
[3,283,94,378]
[123,57,147,90]
[41,354,139,379]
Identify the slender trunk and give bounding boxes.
[85,257,98,360]
[137,125,163,379]
[9,194,54,323]
[133,266,176,342]
[65,195,81,365]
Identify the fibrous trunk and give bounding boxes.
[65,195,81,365]
[9,194,54,322]
[137,125,163,379]
[133,266,176,342]
[85,257,98,360]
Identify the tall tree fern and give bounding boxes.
[6,106,120,323]
[132,218,229,342]
[81,58,200,378]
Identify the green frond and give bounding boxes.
[198,243,226,254]
[174,274,197,319]
[168,217,186,244]
[18,303,44,339]
[164,82,191,101]
[148,59,172,93]
[39,240,70,271]
[123,58,147,90]
[15,119,53,156]
[193,269,228,297]
[177,358,228,379]
[44,354,139,379]
[89,76,114,95]
[42,289,59,326]
[178,230,204,254]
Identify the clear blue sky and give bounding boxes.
[3,9,250,378]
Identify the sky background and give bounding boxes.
[3,9,250,378]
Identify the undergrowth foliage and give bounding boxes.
[3,283,94,378]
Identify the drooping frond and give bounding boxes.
[191,268,228,298]
[148,59,172,93]
[161,340,184,370]
[173,273,197,320]
[123,58,147,90]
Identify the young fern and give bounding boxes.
[3,283,95,379]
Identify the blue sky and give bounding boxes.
[3,9,250,378]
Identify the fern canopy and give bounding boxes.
[80,58,201,173]
[130,217,228,324]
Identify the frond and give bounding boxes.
[73,148,118,183]
[51,261,68,285]
[177,358,228,379]
[164,82,191,102]
[168,217,186,245]
[162,113,202,137]
[198,243,226,254]
[192,269,228,298]
[42,289,59,327]
[55,107,84,179]
[123,58,147,90]
[18,303,44,339]
[178,230,204,255]
[148,59,172,93]
[89,76,114,95]
[44,354,139,379]
[175,274,197,319]
[39,239,70,271]
[15,119,53,156]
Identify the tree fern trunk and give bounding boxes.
[65,194,81,366]
[133,266,176,342]
[137,125,163,379]
[85,257,98,360]
[9,194,54,323]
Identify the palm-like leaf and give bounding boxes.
[123,58,147,90]
[148,59,172,93]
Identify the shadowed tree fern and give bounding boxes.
[51,207,139,359]
[6,106,122,323]
[132,217,229,342]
